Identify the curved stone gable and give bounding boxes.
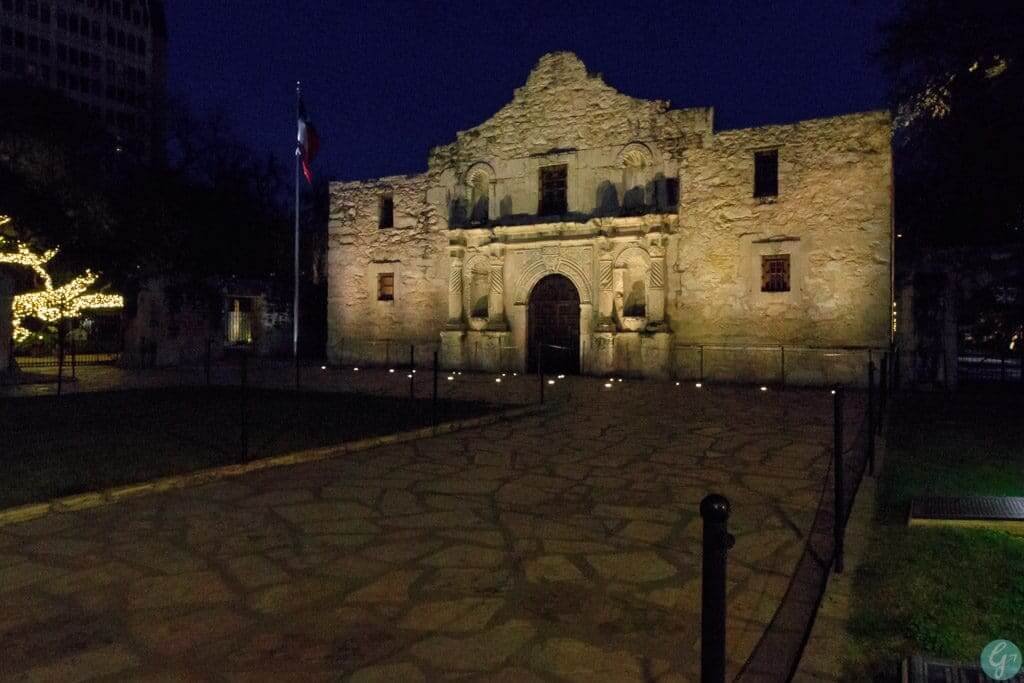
[429,52,711,169]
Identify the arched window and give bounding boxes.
[622,148,650,215]
[468,168,490,224]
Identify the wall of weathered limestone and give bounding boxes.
[326,52,893,386]
[674,111,892,350]
[326,174,448,365]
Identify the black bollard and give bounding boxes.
[867,361,876,476]
[879,352,888,431]
[538,344,545,405]
[700,494,734,683]
[833,387,845,574]
[432,351,438,426]
[240,352,249,459]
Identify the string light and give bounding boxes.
[0,233,123,343]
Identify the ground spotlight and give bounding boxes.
[447,375,455,381]
[760,386,768,391]
[547,379,555,385]
[695,382,703,388]
[495,378,502,383]
[604,382,613,388]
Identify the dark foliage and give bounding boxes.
[880,1,1024,248]
[0,80,294,287]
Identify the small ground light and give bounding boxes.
[512,373,517,376]
[830,389,836,395]
[760,386,768,391]
[495,378,502,383]
[604,382,613,388]
[557,374,565,379]
[502,373,506,377]
[354,367,359,371]
[447,375,454,381]
[548,379,555,385]
[321,365,326,371]
[675,381,680,386]
[695,382,703,388]
[617,378,623,383]
[407,374,413,379]
[389,368,395,373]
[411,369,416,373]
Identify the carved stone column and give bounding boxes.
[647,234,667,329]
[596,256,615,331]
[446,248,465,329]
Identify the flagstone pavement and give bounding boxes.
[0,371,862,681]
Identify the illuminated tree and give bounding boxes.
[0,226,122,344]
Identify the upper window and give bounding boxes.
[379,193,394,229]
[538,164,568,216]
[761,254,790,292]
[665,177,680,209]
[754,149,778,199]
[377,273,395,301]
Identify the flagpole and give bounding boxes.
[293,81,301,388]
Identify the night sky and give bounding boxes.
[165,0,895,183]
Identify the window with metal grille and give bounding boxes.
[379,193,394,229]
[378,273,395,301]
[761,254,790,292]
[754,149,778,199]
[538,164,567,216]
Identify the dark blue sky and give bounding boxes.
[165,0,895,183]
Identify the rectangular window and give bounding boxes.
[538,164,568,216]
[379,193,394,229]
[226,297,254,345]
[665,177,680,208]
[754,149,778,199]
[377,273,395,301]
[761,254,791,293]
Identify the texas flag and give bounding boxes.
[297,94,320,185]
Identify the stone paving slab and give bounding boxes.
[0,370,862,681]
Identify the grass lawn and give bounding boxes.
[844,387,1024,680]
[0,387,494,510]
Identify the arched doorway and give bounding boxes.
[528,274,580,374]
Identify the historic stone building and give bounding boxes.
[327,52,893,384]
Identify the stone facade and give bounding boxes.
[327,52,893,384]
[123,277,291,366]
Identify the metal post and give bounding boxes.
[538,344,545,405]
[240,352,249,459]
[56,314,65,396]
[432,351,438,426]
[700,494,733,683]
[699,344,705,382]
[867,361,876,476]
[205,338,212,387]
[894,348,901,390]
[780,345,785,387]
[880,350,888,430]
[833,387,845,574]
[70,320,77,381]
[409,347,415,400]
